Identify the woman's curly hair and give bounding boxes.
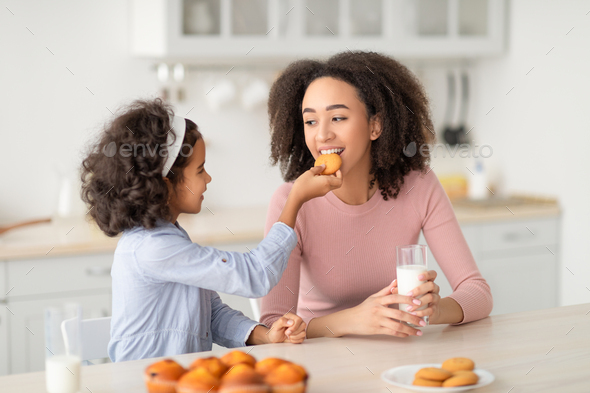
[268,51,435,200]
[81,98,201,237]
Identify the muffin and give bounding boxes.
[255,358,288,376]
[190,357,229,379]
[220,351,257,368]
[177,368,220,393]
[144,359,187,393]
[264,363,308,393]
[220,364,269,393]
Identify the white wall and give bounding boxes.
[470,0,590,307]
[0,0,284,224]
[0,0,157,221]
[168,68,286,209]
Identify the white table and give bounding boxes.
[1,304,588,392]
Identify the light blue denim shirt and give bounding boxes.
[108,219,297,362]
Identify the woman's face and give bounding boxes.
[301,77,380,177]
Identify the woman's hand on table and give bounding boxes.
[392,271,442,321]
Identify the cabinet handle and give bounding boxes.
[86,266,111,276]
[503,231,533,242]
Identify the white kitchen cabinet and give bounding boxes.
[131,0,505,61]
[0,306,8,376]
[420,216,560,316]
[480,218,558,258]
[6,254,112,299]
[478,254,557,315]
[7,293,112,374]
[0,261,7,376]
[0,261,6,298]
[4,253,113,375]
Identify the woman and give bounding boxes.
[260,51,493,338]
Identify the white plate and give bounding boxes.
[381,363,494,392]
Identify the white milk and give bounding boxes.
[46,355,81,393]
[397,264,428,313]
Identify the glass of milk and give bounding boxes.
[45,304,82,393]
[396,245,428,326]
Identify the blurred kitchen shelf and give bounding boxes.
[131,0,506,63]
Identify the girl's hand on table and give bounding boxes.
[341,283,426,337]
[392,271,441,321]
[268,312,307,344]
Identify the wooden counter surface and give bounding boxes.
[0,303,588,392]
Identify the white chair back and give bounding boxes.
[61,316,111,362]
[249,298,262,321]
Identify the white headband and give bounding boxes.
[162,115,187,177]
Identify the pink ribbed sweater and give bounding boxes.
[260,170,493,328]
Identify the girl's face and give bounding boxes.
[169,138,211,217]
[301,77,381,177]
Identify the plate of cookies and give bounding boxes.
[144,350,309,393]
[381,357,494,392]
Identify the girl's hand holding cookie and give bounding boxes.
[392,270,441,320]
[277,165,342,229]
[291,164,343,203]
[267,312,307,344]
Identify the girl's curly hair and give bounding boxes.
[268,51,435,200]
[81,98,201,237]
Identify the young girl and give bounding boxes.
[261,51,493,338]
[80,99,342,362]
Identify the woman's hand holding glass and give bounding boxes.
[392,271,441,321]
[334,282,427,338]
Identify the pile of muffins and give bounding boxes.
[413,357,479,387]
[144,350,308,393]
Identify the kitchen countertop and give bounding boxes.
[0,196,560,260]
[452,195,560,223]
[0,303,588,392]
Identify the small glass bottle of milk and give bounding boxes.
[45,304,82,393]
[396,245,428,326]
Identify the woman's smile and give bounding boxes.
[318,147,345,156]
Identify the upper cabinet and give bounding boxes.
[131,0,505,62]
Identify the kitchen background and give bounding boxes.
[0,0,589,375]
